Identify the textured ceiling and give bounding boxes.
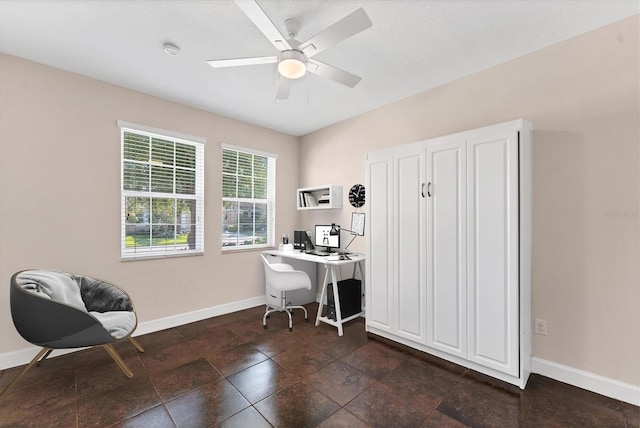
[1,1,637,136]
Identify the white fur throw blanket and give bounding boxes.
[16,270,136,340]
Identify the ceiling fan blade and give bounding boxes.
[307,60,362,88]
[206,56,278,68]
[299,8,372,58]
[234,0,291,51]
[276,75,294,100]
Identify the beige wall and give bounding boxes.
[299,16,639,386]
[0,54,299,355]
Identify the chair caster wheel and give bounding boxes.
[263,325,268,329]
[305,318,309,323]
[289,327,292,332]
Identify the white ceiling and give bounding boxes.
[1,1,637,136]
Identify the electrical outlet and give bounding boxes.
[534,319,548,335]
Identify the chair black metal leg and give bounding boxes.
[36,348,54,367]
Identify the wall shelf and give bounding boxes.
[297,185,342,210]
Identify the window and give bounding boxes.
[222,144,276,250]
[119,121,205,259]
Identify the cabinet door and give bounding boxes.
[426,140,467,357]
[365,156,394,333]
[394,151,426,343]
[467,128,519,376]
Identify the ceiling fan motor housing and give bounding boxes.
[283,18,301,39]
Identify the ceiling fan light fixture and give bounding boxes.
[278,50,307,79]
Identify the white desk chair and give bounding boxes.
[260,254,311,331]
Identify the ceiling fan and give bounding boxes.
[206,0,373,100]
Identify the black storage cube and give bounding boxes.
[327,278,361,321]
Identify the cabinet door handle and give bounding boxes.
[421,183,425,198]
[427,182,432,197]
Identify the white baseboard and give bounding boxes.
[532,356,640,406]
[133,295,265,336]
[0,295,266,371]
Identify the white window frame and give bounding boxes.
[221,143,276,252]
[118,120,205,260]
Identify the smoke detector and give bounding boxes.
[163,42,180,56]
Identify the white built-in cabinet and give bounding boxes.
[365,120,532,388]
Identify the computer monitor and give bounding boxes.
[315,224,340,252]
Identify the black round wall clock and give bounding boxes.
[348,184,366,208]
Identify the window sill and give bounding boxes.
[121,251,204,262]
[221,245,273,254]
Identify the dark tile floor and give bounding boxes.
[1,303,638,427]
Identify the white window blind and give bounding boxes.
[119,121,205,259]
[221,144,276,251]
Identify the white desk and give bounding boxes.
[262,250,365,336]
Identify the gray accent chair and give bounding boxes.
[0,269,144,397]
